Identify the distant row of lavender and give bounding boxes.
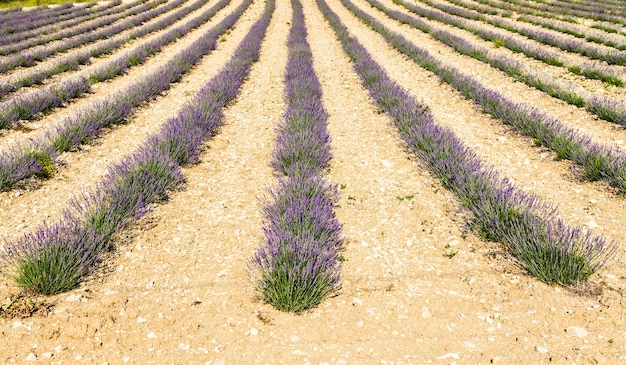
[344,0,626,195]
[0,0,276,296]
[0,0,141,55]
[0,2,67,19]
[517,15,626,51]
[372,0,626,125]
[0,0,125,47]
[319,0,618,286]
[0,0,223,102]
[546,0,626,13]
[0,0,172,74]
[395,0,624,86]
[0,0,253,192]
[249,0,343,313]
[0,2,81,35]
[508,0,626,22]
[462,0,626,25]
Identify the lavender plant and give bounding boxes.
[318,0,617,285]
[1,0,276,295]
[251,176,343,312]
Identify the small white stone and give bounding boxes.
[381,159,392,168]
[586,220,600,229]
[137,316,148,323]
[421,310,432,318]
[65,294,81,302]
[25,353,37,362]
[352,297,363,306]
[249,328,258,336]
[357,321,364,327]
[147,332,157,339]
[42,352,53,359]
[437,353,460,360]
[12,321,22,328]
[536,346,548,354]
[103,289,118,295]
[290,335,299,342]
[463,341,477,348]
[567,326,588,338]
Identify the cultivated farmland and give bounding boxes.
[1,0,626,362]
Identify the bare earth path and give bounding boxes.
[1,0,626,364]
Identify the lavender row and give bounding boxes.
[374,0,626,122]
[0,0,138,55]
[0,0,220,102]
[517,15,626,51]
[346,0,626,194]
[590,23,626,38]
[249,0,343,313]
[0,0,127,47]
[0,0,275,296]
[320,0,617,285]
[0,5,29,17]
[0,0,172,74]
[393,0,623,86]
[0,0,253,192]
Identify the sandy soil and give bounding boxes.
[1,0,626,363]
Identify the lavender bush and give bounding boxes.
[319,0,617,285]
[1,0,276,295]
[251,176,343,312]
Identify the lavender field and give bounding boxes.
[1,0,626,363]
